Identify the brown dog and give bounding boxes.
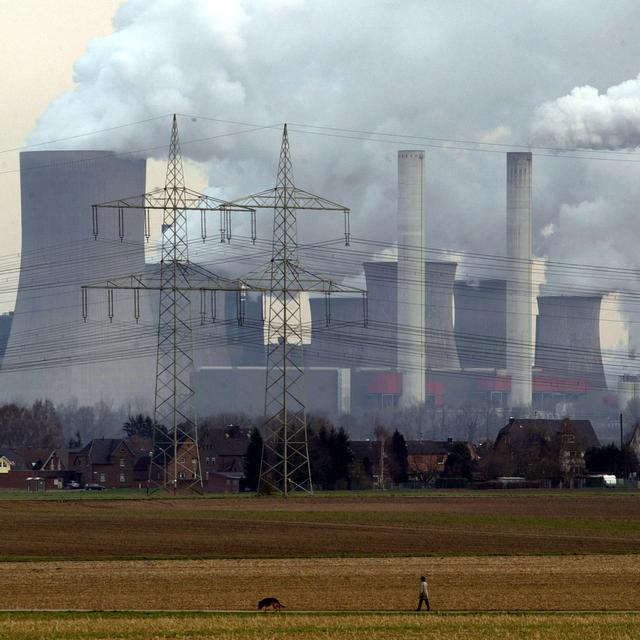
[258,597,285,611]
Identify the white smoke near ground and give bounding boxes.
[531,75,640,149]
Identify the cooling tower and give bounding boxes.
[506,152,533,408]
[224,291,265,366]
[0,151,156,408]
[454,279,507,369]
[362,261,459,371]
[397,150,426,406]
[618,374,640,411]
[426,261,459,370]
[362,261,398,369]
[306,296,367,368]
[535,295,607,393]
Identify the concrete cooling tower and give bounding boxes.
[306,296,367,368]
[0,150,156,408]
[534,295,607,393]
[454,279,507,369]
[362,260,459,371]
[224,290,266,366]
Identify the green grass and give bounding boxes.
[1,486,639,501]
[1,610,639,640]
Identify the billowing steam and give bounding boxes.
[531,74,640,149]
[26,1,640,377]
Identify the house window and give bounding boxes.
[99,473,106,483]
[119,458,125,467]
[119,473,126,483]
[191,458,197,465]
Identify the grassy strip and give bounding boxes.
[1,610,639,640]
[1,488,639,501]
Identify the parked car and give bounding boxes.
[66,481,81,489]
[84,483,107,491]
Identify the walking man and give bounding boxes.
[416,575,430,611]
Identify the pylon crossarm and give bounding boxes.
[240,267,366,295]
[225,186,349,212]
[82,268,253,293]
[93,187,255,213]
[92,187,256,244]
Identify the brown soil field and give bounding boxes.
[2,612,640,640]
[0,555,638,611]
[1,494,639,559]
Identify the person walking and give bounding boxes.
[416,575,430,611]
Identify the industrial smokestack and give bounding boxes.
[397,150,426,406]
[506,152,533,408]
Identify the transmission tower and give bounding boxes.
[82,115,255,493]
[224,124,366,496]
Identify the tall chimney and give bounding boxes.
[397,150,426,406]
[506,152,533,408]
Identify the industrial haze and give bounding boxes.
[1,1,639,439]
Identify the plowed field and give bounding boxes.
[1,493,638,560]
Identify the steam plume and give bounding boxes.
[531,74,640,149]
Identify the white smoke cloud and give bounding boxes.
[25,0,640,314]
[531,74,640,149]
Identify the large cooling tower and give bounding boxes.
[362,261,398,370]
[306,296,367,368]
[224,291,265,366]
[454,279,507,369]
[535,295,607,393]
[426,262,459,370]
[363,261,459,371]
[506,152,533,408]
[0,151,156,407]
[397,151,426,406]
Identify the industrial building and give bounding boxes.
[0,147,617,422]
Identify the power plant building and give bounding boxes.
[0,148,615,421]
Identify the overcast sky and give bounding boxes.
[3,0,640,359]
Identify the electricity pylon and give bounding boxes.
[82,115,254,493]
[224,124,366,496]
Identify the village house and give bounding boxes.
[406,440,452,480]
[0,446,76,489]
[70,438,138,488]
[199,425,251,493]
[493,417,599,480]
[350,438,474,486]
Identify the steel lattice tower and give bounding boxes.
[224,125,366,496]
[82,115,255,493]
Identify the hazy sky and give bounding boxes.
[3,0,640,363]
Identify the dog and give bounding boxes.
[258,597,285,611]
